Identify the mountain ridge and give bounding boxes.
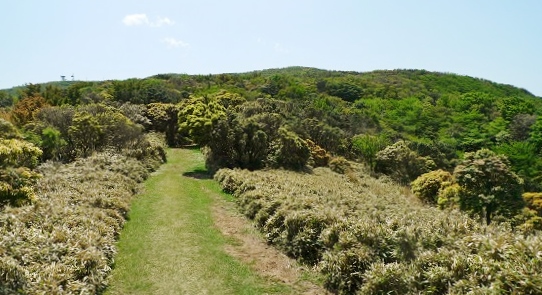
[2,67,538,99]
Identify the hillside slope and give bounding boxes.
[3,67,542,187]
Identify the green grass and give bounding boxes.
[105,148,291,295]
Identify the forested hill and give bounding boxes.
[243,67,536,99]
[4,67,542,294]
[2,67,537,101]
[2,67,542,190]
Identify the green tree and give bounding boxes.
[35,105,75,138]
[509,114,536,141]
[43,84,68,105]
[452,92,496,117]
[327,82,363,102]
[0,91,13,107]
[177,97,275,171]
[96,110,143,151]
[260,75,287,97]
[407,141,457,170]
[41,127,66,161]
[20,83,42,98]
[454,149,524,225]
[351,134,389,170]
[68,112,103,157]
[528,116,542,153]
[65,82,94,105]
[119,102,151,128]
[296,118,344,153]
[213,90,246,109]
[499,96,534,121]
[493,141,542,191]
[203,112,269,172]
[235,120,268,170]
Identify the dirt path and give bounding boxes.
[105,148,326,295]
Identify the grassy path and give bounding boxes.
[105,148,292,295]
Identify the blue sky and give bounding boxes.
[1,1,541,96]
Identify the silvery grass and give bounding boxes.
[0,134,165,294]
[215,162,542,294]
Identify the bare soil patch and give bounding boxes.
[208,187,330,295]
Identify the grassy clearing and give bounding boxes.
[105,148,297,295]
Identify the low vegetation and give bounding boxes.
[0,134,165,294]
[215,164,542,294]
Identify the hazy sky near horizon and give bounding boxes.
[1,1,541,96]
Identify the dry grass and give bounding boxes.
[215,161,542,294]
[0,135,165,294]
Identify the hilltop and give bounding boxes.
[2,67,538,98]
[2,67,542,294]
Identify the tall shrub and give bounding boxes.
[454,149,524,225]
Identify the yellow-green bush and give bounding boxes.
[0,138,42,206]
[523,192,542,216]
[411,169,453,204]
[306,139,330,167]
[437,183,461,209]
[516,193,542,232]
[328,156,351,174]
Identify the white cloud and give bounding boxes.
[162,37,189,48]
[123,14,149,26]
[123,14,175,27]
[153,17,174,27]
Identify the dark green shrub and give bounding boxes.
[268,128,310,170]
[375,141,436,184]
